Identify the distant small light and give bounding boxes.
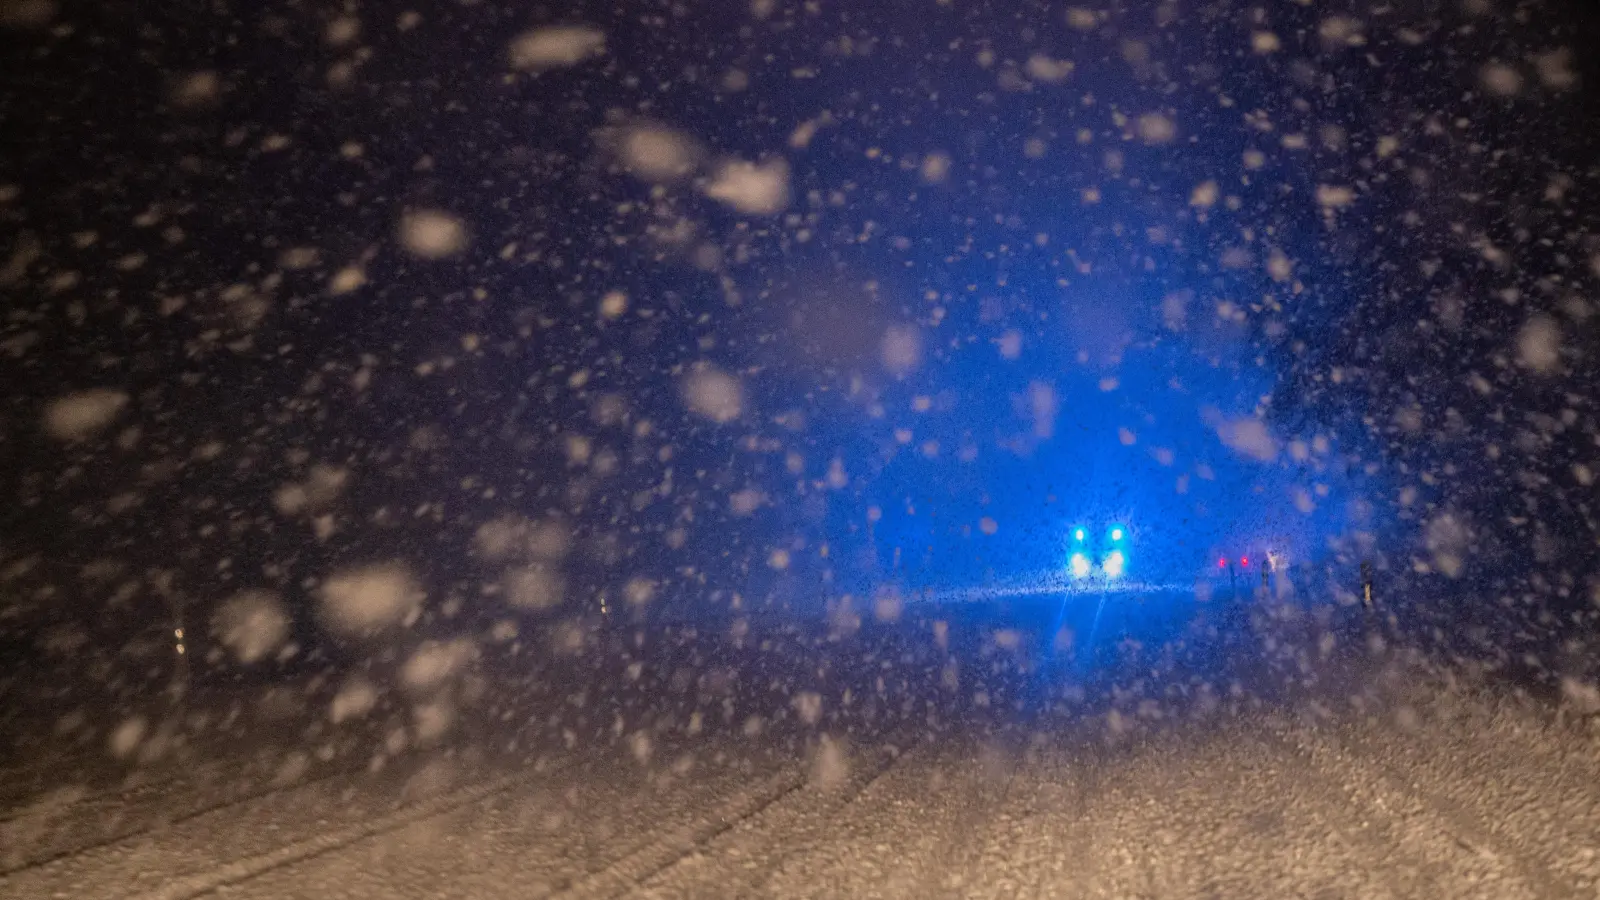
[1103,550,1125,578]
[1110,528,1124,541]
[1218,557,1227,569]
[1241,556,1249,567]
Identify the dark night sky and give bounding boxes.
[3,0,1600,674]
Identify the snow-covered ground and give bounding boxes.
[3,692,1596,899]
[2,608,1596,899]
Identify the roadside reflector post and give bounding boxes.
[152,569,189,706]
[1360,561,1373,610]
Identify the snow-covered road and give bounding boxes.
[4,681,1596,899]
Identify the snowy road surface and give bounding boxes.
[3,606,1598,899]
[4,706,1598,899]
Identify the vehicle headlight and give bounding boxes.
[1102,550,1125,578]
[1069,552,1092,578]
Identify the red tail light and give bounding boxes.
[1240,556,1249,567]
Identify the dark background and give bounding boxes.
[3,0,1599,706]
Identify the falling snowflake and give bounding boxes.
[43,389,128,441]
[683,367,745,422]
[318,563,423,637]
[507,25,605,71]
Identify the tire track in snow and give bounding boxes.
[919,740,1027,900]
[0,747,305,826]
[1034,724,1430,898]
[0,770,184,825]
[960,738,1095,900]
[747,735,1014,899]
[1258,721,1578,900]
[551,768,809,900]
[121,757,578,900]
[0,758,365,876]
[0,740,319,825]
[208,737,816,900]
[631,730,921,900]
